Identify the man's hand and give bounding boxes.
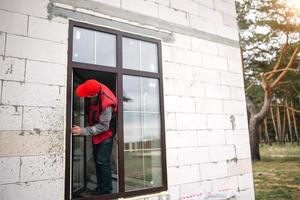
[72,125,82,135]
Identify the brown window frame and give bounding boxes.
[65,20,167,200]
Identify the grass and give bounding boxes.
[253,143,300,200]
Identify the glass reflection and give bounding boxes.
[123,75,162,191]
[122,38,158,72]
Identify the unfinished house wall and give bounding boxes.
[0,0,68,199]
[0,0,255,200]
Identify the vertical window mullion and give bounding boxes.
[117,33,125,193]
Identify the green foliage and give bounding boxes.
[236,0,300,108]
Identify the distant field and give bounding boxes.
[253,144,300,200]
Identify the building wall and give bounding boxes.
[0,0,254,200]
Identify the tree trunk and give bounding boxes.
[291,102,299,144]
[264,117,271,145]
[276,102,283,144]
[282,105,287,143]
[270,106,278,141]
[246,92,271,160]
[286,100,293,144]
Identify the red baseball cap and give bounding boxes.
[76,79,101,97]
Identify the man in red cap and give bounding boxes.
[72,79,117,195]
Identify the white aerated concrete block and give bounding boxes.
[179,165,201,184]
[237,188,255,200]
[198,4,223,24]
[167,148,179,167]
[191,37,218,55]
[0,157,20,184]
[236,144,251,159]
[92,0,121,7]
[2,81,63,107]
[198,130,226,146]
[178,147,209,165]
[168,166,181,185]
[23,107,64,131]
[228,58,243,74]
[20,155,63,182]
[211,176,238,193]
[122,0,158,17]
[230,87,246,101]
[209,145,236,162]
[166,131,198,148]
[158,5,189,26]
[170,0,198,15]
[169,185,180,200]
[228,158,252,176]
[223,13,238,29]
[173,48,202,67]
[172,33,192,50]
[0,0,49,18]
[189,15,217,34]
[196,98,223,114]
[216,25,239,41]
[221,72,245,87]
[0,105,22,130]
[238,173,254,191]
[226,132,250,145]
[26,60,66,86]
[162,45,173,62]
[193,68,220,84]
[0,179,64,200]
[203,54,227,71]
[214,0,236,15]
[165,96,195,113]
[6,34,67,64]
[0,32,5,55]
[176,113,207,130]
[0,57,25,82]
[180,181,212,199]
[165,112,176,130]
[28,17,68,43]
[223,100,247,115]
[205,84,230,99]
[200,161,228,180]
[163,62,182,79]
[0,10,28,36]
[218,44,241,60]
[207,114,232,130]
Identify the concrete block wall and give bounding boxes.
[0,0,254,200]
[0,0,68,199]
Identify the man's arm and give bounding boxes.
[81,107,112,136]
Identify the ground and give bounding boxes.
[253,143,300,200]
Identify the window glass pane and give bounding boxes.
[144,150,162,187]
[123,38,158,73]
[124,150,162,191]
[144,114,161,149]
[122,38,140,70]
[96,32,116,67]
[142,78,160,112]
[72,27,116,67]
[123,75,162,191]
[123,75,141,111]
[141,41,158,73]
[124,150,144,191]
[73,27,94,64]
[124,112,142,150]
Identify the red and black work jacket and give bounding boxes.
[87,83,117,144]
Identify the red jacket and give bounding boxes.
[88,83,117,144]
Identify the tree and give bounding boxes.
[236,0,300,160]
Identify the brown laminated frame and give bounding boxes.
[65,20,167,200]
